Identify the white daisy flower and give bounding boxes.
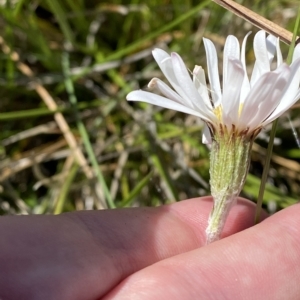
[126,30,300,244]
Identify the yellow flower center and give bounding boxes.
[239,103,244,116]
[213,103,244,123]
[213,105,222,121]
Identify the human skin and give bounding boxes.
[0,197,299,300]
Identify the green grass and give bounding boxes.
[0,0,299,214]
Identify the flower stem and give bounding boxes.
[254,120,278,224]
[206,130,252,244]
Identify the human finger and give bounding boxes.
[0,196,261,300]
[66,196,262,297]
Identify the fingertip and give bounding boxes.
[104,203,300,300]
[222,197,268,238]
[168,196,267,242]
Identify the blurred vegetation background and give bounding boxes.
[0,0,299,215]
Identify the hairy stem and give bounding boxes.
[206,129,252,244]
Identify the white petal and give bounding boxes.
[266,34,277,61]
[250,66,290,129]
[263,58,300,124]
[202,124,212,144]
[276,38,283,67]
[223,35,240,90]
[152,49,194,108]
[250,31,276,86]
[263,89,300,126]
[126,90,211,122]
[193,65,212,109]
[222,59,245,127]
[241,32,251,69]
[240,64,290,130]
[251,31,268,85]
[203,38,222,105]
[281,58,300,96]
[292,44,300,63]
[152,48,170,62]
[148,77,190,107]
[171,52,214,119]
[240,32,252,103]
